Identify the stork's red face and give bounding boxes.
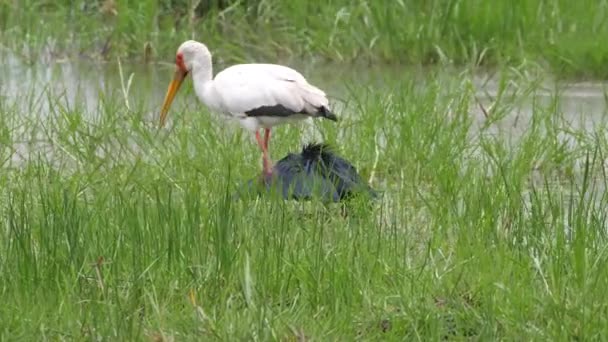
[159,52,189,127]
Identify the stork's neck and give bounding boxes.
[191,53,213,102]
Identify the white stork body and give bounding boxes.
[199,63,333,132]
[160,40,337,176]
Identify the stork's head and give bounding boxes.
[159,40,211,127]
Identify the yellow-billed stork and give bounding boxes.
[159,40,338,176]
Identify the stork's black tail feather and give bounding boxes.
[235,143,379,202]
[318,106,338,122]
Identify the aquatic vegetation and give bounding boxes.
[2,0,608,78]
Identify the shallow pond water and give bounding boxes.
[1,50,607,162]
[3,51,607,123]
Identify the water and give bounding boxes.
[1,51,167,118]
[3,50,607,122]
[1,50,608,165]
[471,73,608,136]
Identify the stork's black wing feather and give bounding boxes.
[245,104,307,117]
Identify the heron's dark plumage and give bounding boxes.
[235,143,378,202]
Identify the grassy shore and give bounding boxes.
[2,64,608,339]
[2,0,608,78]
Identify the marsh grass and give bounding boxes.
[2,0,608,78]
[1,63,608,339]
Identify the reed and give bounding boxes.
[2,0,608,78]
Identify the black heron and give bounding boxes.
[235,143,378,202]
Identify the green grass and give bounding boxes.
[2,0,608,78]
[2,62,608,340]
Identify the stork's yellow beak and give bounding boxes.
[159,67,188,127]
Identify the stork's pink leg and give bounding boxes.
[264,128,273,175]
[263,128,271,151]
[255,130,273,176]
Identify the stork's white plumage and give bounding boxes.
[159,40,338,176]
